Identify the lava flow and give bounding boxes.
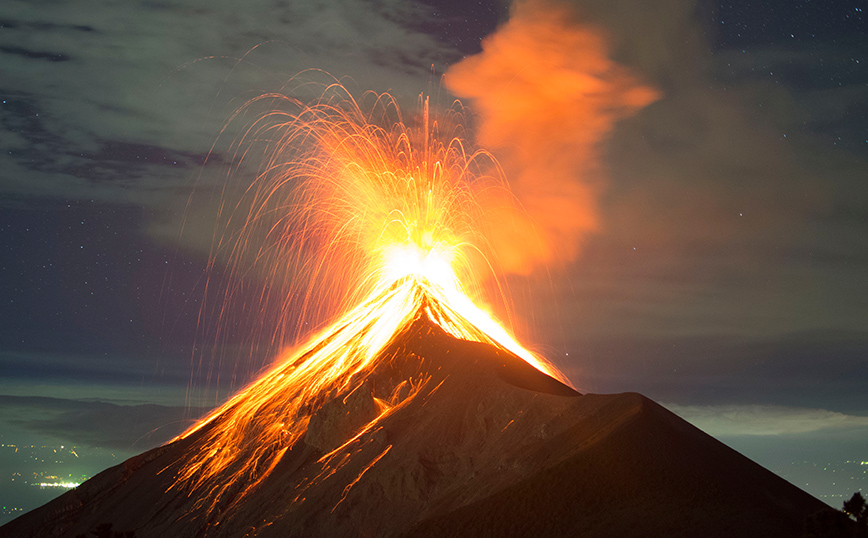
[171,85,568,509]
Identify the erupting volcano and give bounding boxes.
[2,85,829,537]
[167,89,575,515]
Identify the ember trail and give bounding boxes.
[173,83,569,507]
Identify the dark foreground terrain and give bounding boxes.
[1,314,828,537]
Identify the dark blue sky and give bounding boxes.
[0,0,867,504]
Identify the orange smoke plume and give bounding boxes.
[446,0,659,274]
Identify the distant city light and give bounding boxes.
[37,482,80,489]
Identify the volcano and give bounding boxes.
[1,302,826,538]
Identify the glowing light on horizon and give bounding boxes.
[36,482,80,489]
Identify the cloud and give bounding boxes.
[0,395,208,450]
[664,403,868,436]
[0,349,188,387]
[0,0,457,206]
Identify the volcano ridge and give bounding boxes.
[1,315,827,538]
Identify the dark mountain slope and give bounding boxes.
[405,393,824,538]
[1,315,827,538]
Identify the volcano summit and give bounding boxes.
[1,298,826,538]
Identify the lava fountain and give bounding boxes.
[171,83,568,510]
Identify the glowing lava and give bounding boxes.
[172,84,567,508]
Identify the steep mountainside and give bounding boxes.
[1,315,827,538]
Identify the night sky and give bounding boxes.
[1,0,867,513]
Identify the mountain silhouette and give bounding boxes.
[1,311,827,537]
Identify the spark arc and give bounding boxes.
[174,85,569,508]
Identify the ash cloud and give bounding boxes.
[446,0,659,275]
[483,0,868,355]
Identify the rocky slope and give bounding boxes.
[1,314,827,537]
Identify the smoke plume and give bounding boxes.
[447,0,659,274]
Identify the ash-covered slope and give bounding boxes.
[2,314,826,538]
